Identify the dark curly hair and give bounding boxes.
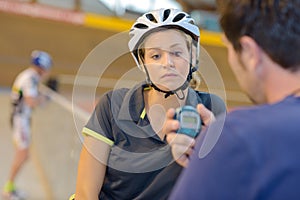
[218,0,300,72]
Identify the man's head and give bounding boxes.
[218,0,300,103]
[219,0,300,71]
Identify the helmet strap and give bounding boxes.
[149,81,189,100]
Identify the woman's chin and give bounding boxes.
[154,82,183,92]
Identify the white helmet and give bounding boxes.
[128,8,200,70]
[31,50,53,70]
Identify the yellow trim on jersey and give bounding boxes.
[140,108,146,119]
[69,193,75,200]
[12,86,20,93]
[139,85,152,119]
[82,127,114,146]
[144,86,152,91]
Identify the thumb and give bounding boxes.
[166,108,176,119]
[197,104,215,126]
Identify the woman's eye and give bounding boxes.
[171,51,182,57]
[151,54,161,59]
[175,51,182,57]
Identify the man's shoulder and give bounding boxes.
[227,103,273,119]
[220,103,291,139]
[226,100,293,122]
[224,106,267,129]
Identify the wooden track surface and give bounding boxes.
[0,11,251,108]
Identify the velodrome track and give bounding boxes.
[0,89,84,199]
[0,8,251,107]
[0,3,252,199]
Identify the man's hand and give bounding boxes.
[164,108,195,167]
[197,104,216,129]
[164,104,216,167]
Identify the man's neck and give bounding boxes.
[266,67,300,103]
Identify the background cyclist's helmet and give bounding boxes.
[128,8,200,71]
[31,50,53,70]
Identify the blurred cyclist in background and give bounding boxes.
[2,50,52,200]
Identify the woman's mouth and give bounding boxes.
[162,73,178,78]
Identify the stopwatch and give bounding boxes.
[174,105,201,138]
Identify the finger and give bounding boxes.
[172,145,194,168]
[197,104,216,126]
[163,109,180,135]
[166,108,176,119]
[167,133,195,148]
[163,120,180,135]
[176,154,190,168]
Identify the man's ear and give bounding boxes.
[239,36,263,71]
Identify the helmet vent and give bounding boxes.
[173,13,185,22]
[188,19,195,25]
[163,9,171,21]
[134,23,149,29]
[146,13,157,23]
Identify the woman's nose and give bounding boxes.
[162,52,174,68]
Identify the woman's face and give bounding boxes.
[143,29,190,91]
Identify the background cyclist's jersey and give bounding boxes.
[11,67,40,117]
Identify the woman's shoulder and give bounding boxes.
[195,91,226,116]
[105,88,130,98]
[104,82,146,98]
